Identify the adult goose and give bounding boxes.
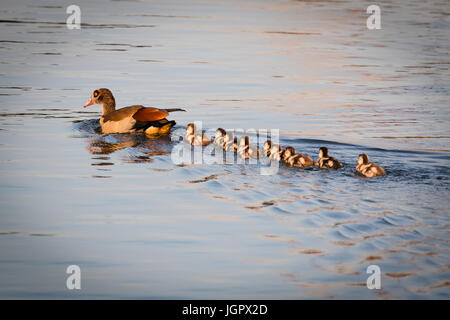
[83,88,185,135]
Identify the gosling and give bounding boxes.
[224,131,238,152]
[263,140,282,161]
[185,123,211,146]
[238,136,260,159]
[282,146,314,167]
[314,147,343,169]
[356,154,385,177]
[213,128,226,147]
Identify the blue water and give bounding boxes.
[0,0,449,299]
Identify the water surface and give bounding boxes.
[0,0,449,299]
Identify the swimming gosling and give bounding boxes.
[238,136,259,159]
[263,140,283,161]
[356,154,385,177]
[282,146,314,167]
[224,131,238,152]
[315,147,343,169]
[185,123,211,146]
[213,128,226,147]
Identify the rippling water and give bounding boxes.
[0,0,449,299]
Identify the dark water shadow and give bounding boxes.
[74,119,174,168]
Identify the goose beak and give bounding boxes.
[83,99,94,108]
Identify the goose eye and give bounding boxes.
[93,90,99,97]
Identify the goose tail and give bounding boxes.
[164,108,186,113]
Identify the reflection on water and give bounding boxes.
[0,0,449,299]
